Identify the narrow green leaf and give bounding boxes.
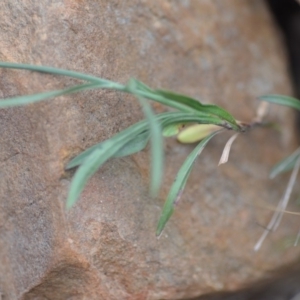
[130,79,154,93]
[155,89,239,130]
[138,98,163,196]
[0,83,99,108]
[128,88,196,113]
[161,114,226,128]
[66,141,109,170]
[260,94,300,111]
[66,123,150,170]
[127,78,164,196]
[0,61,124,88]
[66,141,122,209]
[123,79,211,114]
[156,131,220,236]
[123,79,240,126]
[270,147,300,179]
[113,131,150,157]
[66,130,150,170]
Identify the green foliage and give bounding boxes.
[259,94,300,111]
[156,131,220,236]
[0,62,242,234]
[270,148,300,179]
[252,94,300,251]
[127,79,164,197]
[3,62,299,237]
[259,94,300,179]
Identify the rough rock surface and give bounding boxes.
[0,1,299,299]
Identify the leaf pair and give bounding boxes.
[125,86,240,131]
[66,121,150,208]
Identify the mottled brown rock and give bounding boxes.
[0,1,299,299]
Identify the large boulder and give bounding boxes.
[0,1,299,299]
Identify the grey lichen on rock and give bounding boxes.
[0,1,299,299]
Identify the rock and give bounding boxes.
[0,1,299,299]
[186,263,300,300]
